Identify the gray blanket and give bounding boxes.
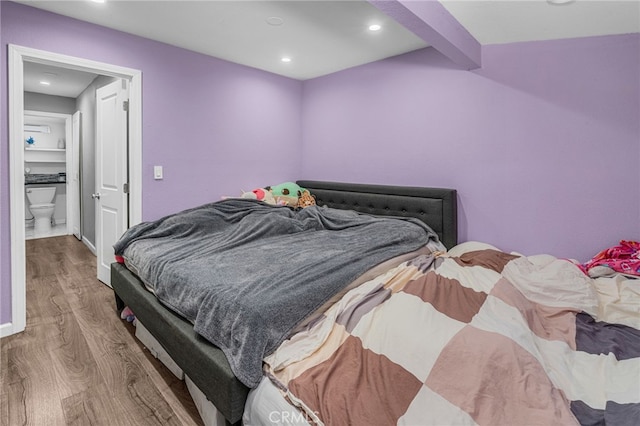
[114,199,442,387]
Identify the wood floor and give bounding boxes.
[0,236,204,425]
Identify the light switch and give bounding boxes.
[154,165,163,180]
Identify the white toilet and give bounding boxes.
[26,187,56,234]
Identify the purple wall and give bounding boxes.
[0,2,303,325]
[300,34,640,261]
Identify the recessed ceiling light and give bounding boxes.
[90,0,106,3]
[369,24,382,32]
[547,0,575,5]
[281,57,292,63]
[266,16,284,26]
[39,81,51,86]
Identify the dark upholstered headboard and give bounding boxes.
[297,180,458,249]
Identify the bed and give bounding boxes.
[111,180,457,425]
[110,180,640,426]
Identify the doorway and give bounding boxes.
[6,44,142,337]
[23,110,76,241]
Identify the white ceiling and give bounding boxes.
[18,0,640,97]
[441,0,640,45]
[24,61,99,98]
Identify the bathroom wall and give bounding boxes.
[24,92,75,115]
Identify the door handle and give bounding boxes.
[92,192,101,200]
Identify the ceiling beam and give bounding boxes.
[368,0,481,69]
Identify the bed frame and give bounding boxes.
[111,181,457,425]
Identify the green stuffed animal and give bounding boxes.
[269,182,304,197]
[267,182,305,207]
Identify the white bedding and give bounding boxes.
[243,376,310,426]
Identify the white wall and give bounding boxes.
[24,92,75,114]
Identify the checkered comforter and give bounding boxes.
[264,242,640,425]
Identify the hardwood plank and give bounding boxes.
[25,252,59,281]
[61,383,129,426]
[68,278,144,361]
[25,275,73,327]
[1,316,61,351]
[1,341,9,425]
[49,313,103,400]
[61,237,94,266]
[66,276,126,329]
[92,335,185,425]
[5,342,67,425]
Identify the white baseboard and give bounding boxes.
[82,236,97,255]
[0,321,20,338]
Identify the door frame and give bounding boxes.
[5,44,142,337]
[71,110,82,240]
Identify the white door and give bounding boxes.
[95,80,129,285]
[71,111,81,240]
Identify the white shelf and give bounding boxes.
[25,147,65,152]
[25,147,66,163]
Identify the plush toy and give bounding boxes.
[297,190,316,208]
[241,188,276,205]
[267,182,305,207]
[227,182,315,208]
[120,306,136,323]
